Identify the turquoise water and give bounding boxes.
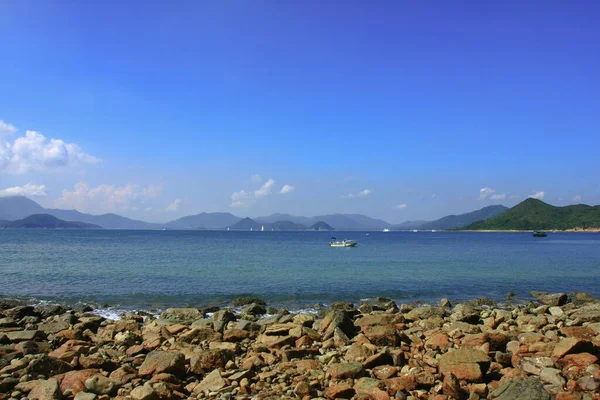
[1,230,600,311]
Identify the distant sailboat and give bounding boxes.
[261,225,265,232]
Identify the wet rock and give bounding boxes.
[138,351,185,377]
[231,297,267,306]
[532,292,568,307]
[158,308,203,324]
[489,376,550,400]
[404,306,445,321]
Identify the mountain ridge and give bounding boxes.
[462,199,600,230]
[2,214,102,229]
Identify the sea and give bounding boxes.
[1,230,599,318]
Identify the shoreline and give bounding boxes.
[1,292,600,399]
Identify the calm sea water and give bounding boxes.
[1,230,600,313]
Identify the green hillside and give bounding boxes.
[463,199,600,230]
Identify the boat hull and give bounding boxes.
[329,242,357,247]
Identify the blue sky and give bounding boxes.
[1,1,599,223]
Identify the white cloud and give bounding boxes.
[230,178,277,207]
[490,193,506,200]
[395,203,408,209]
[528,191,545,200]
[0,120,17,135]
[255,179,275,198]
[343,188,373,199]
[166,198,182,212]
[478,187,496,200]
[54,182,162,213]
[572,194,582,202]
[280,184,295,194]
[0,184,48,197]
[0,125,98,174]
[142,183,164,199]
[251,174,262,184]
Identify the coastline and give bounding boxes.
[1,292,600,399]
[454,229,600,233]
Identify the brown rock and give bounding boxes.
[558,352,598,369]
[27,378,62,400]
[59,369,100,395]
[177,327,220,343]
[138,351,185,377]
[439,348,490,381]
[442,373,462,399]
[425,331,450,351]
[363,325,399,346]
[559,326,597,340]
[325,381,355,399]
[223,328,249,342]
[551,338,591,361]
[344,343,374,362]
[383,376,417,393]
[48,340,90,362]
[327,362,364,380]
[189,349,233,374]
[27,355,73,379]
[296,359,321,372]
[373,365,398,380]
[354,377,385,395]
[461,333,488,348]
[193,369,226,395]
[109,365,138,385]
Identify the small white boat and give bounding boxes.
[329,237,358,247]
[383,228,391,232]
[261,225,265,232]
[412,229,418,232]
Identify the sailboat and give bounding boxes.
[261,225,265,232]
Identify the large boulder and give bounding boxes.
[27,355,72,379]
[27,378,62,400]
[404,306,445,321]
[531,292,568,306]
[193,369,226,395]
[319,310,355,339]
[450,303,480,323]
[439,348,490,382]
[327,362,364,380]
[159,308,203,324]
[189,349,233,374]
[489,376,550,400]
[138,351,186,377]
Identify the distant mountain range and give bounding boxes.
[1,214,101,229]
[227,217,333,231]
[463,199,600,230]
[0,195,514,231]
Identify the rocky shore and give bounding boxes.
[1,293,600,400]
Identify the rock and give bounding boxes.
[193,369,226,395]
[327,362,364,380]
[442,373,462,399]
[35,305,68,319]
[212,309,236,323]
[558,352,598,369]
[576,375,599,391]
[439,348,490,382]
[451,304,480,323]
[404,306,445,321]
[325,381,355,399]
[73,392,97,400]
[231,297,267,306]
[27,378,62,400]
[489,376,551,400]
[38,321,70,335]
[4,305,38,320]
[242,303,266,315]
[130,384,159,400]
[138,351,186,377]
[27,355,72,378]
[532,292,568,307]
[355,377,385,395]
[189,349,233,373]
[159,308,203,324]
[551,338,592,360]
[540,368,566,387]
[294,381,312,397]
[15,340,40,355]
[6,330,46,342]
[514,356,554,375]
[363,324,399,346]
[109,365,138,385]
[84,376,117,395]
[59,369,100,395]
[319,310,355,339]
